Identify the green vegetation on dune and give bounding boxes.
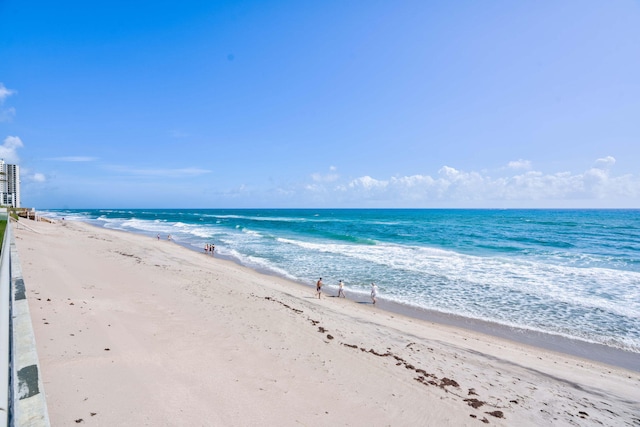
[0,220,6,249]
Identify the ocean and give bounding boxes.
[42,208,640,355]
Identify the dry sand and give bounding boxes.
[13,219,640,426]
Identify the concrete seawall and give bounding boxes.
[9,226,50,426]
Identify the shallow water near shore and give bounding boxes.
[43,208,640,362]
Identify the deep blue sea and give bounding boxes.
[42,209,640,354]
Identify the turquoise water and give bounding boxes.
[44,209,640,353]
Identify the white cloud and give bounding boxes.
[0,107,16,123]
[311,166,340,183]
[107,165,212,177]
[0,83,16,123]
[49,156,98,162]
[304,156,640,207]
[346,175,387,191]
[32,173,46,183]
[507,159,532,170]
[0,136,24,163]
[595,156,616,169]
[0,83,15,102]
[437,166,456,179]
[17,167,47,184]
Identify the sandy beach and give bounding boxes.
[12,219,640,426]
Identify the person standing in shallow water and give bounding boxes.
[316,278,323,299]
[370,282,378,305]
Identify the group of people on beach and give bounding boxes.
[155,234,215,257]
[316,278,378,304]
[204,243,215,255]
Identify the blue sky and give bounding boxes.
[1,1,639,208]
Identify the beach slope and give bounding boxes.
[13,220,640,426]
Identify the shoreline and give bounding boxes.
[13,218,640,426]
[160,224,639,372]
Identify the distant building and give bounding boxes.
[0,159,20,208]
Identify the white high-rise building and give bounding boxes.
[0,159,20,208]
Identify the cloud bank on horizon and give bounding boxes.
[1,1,639,209]
[297,156,638,208]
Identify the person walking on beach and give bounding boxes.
[316,278,323,299]
[205,243,209,253]
[337,280,345,298]
[370,282,378,305]
[157,233,160,241]
[210,243,215,256]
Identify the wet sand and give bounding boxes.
[336,297,640,373]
